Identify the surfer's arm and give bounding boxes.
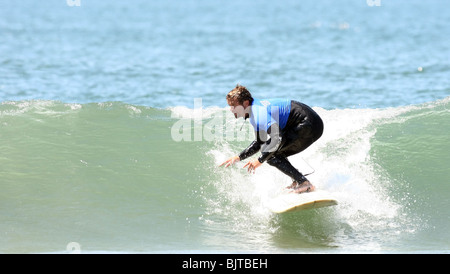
[241,124,281,173]
[220,134,263,167]
[238,139,262,161]
[258,123,282,163]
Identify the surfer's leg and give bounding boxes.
[266,112,323,193]
[280,120,323,157]
[267,156,315,193]
[266,156,307,183]
[279,105,324,158]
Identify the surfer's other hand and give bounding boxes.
[219,156,240,168]
[243,159,262,174]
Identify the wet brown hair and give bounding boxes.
[226,84,254,105]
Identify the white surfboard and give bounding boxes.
[268,190,338,213]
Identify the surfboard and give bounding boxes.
[268,190,338,213]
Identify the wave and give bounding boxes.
[0,97,448,253]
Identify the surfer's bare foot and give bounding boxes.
[290,180,315,194]
[286,181,299,189]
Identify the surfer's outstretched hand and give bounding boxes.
[243,159,262,174]
[219,156,240,168]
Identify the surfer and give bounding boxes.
[220,84,324,194]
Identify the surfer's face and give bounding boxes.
[228,99,249,119]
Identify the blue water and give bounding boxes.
[2,0,449,109]
[1,0,449,253]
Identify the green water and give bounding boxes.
[2,99,448,253]
[371,100,450,251]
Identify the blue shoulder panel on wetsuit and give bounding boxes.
[249,98,291,132]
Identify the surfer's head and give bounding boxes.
[226,84,253,119]
[226,84,254,105]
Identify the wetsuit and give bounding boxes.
[238,99,324,183]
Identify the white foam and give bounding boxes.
[169,105,226,120]
[0,100,83,117]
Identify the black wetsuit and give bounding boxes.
[239,100,324,183]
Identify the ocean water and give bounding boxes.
[0,0,449,253]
